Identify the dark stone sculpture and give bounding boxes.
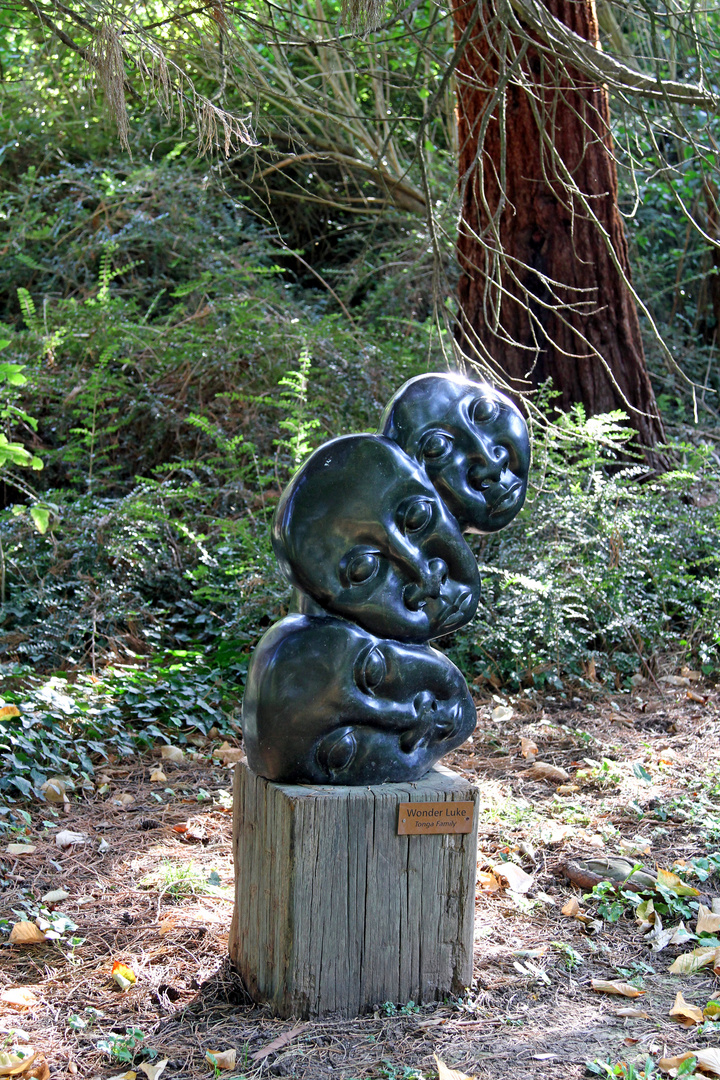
[380,373,530,533]
[242,372,530,786]
[242,614,476,785]
[272,434,480,643]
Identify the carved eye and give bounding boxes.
[471,396,499,424]
[318,729,357,777]
[344,551,380,586]
[355,645,387,695]
[421,431,453,460]
[401,497,433,535]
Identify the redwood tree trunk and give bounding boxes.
[453,0,666,453]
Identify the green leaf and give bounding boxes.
[170,271,213,297]
[30,506,50,534]
[0,362,27,386]
[15,253,47,273]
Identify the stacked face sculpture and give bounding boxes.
[242,373,530,785]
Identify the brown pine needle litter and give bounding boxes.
[1,678,719,1080]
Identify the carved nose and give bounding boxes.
[413,690,438,717]
[468,444,509,489]
[403,559,448,610]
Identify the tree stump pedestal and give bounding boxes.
[229,761,479,1018]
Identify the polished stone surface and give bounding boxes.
[272,433,480,643]
[242,614,476,784]
[381,373,530,533]
[242,372,529,786]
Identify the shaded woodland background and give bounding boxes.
[0,0,719,799]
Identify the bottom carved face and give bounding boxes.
[242,615,476,785]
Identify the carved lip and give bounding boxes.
[488,481,522,517]
[436,589,475,628]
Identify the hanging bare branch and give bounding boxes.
[505,0,717,107]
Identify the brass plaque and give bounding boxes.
[397,801,474,835]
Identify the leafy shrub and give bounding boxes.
[449,407,720,690]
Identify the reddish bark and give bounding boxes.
[453,0,666,452]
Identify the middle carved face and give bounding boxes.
[272,435,480,642]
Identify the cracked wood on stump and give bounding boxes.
[229,762,479,1018]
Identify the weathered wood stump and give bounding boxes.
[229,761,479,1018]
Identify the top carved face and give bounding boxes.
[380,374,530,533]
[272,434,480,643]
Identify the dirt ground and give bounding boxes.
[2,676,720,1080]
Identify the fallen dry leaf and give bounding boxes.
[659,1049,720,1076]
[27,1059,49,1080]
[251,1024,308,1063]
[149,769,167,783]
[542,822,573,846]
[0,989,39,1012]
[112,961,137,991]
[669,990,704,1025]
[477,871,501,893]
[5,844,36,856]
[212,742,245,764]
[160,745,184,763]
[434,1055,477,1080]
[111,794,135,808]
[41,889,69,904]
[697,904,720,935]
[636,898,655,926]
[668,946,719,975]
[0,1048,38,1077]
[8,922,46,945]
[40,778,67,804]
[521,762,569,783]
[205,1050,236,1071]
[656,867,700,897]
[176,823,208,843]
[138,1060,168,1080]
[669,922,695,947]
[562,897,581,917]
[614,1008,650,1018]
[0,705,20,719]
[556,783,581,795]
[491,705,513,723]
[658,1053,695,1073]
[659,674,691,687]
[591,979,646,998]
[645,912,675,954]
[520,737,538,759]
[55,830,87,850]
[687,689,709,704]
[492,861,534,894]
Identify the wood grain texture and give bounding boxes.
[229,762,479,1018]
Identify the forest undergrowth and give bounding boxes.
[0,138,718,799]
